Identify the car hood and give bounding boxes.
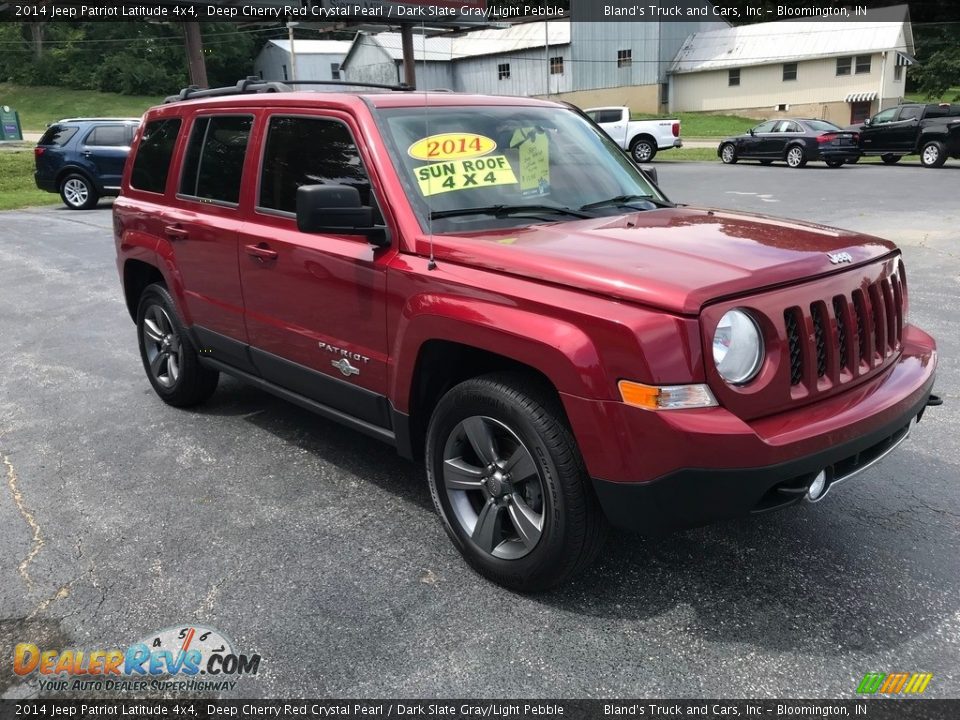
[417,207,897,315]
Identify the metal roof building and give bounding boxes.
[340,18,726,110]
[254,39,354,85]
[668,4,916,125]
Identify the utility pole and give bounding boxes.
[287,22,299,82]
[182,22,208,89]
[400,24,416,88]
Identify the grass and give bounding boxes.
[905,86,960,104]
[0,150,58,210]
[0,83,162,132]
[631,111,757,138]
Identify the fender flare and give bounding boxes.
[389,293,611,413]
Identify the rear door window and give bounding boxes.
[131,118,182,194]
[38,125,78,146]
[258,116,371,214]
[179,115,253,205]
[85,125,130,147]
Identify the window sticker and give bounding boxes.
[510,127,551,197]
[414,155,518,197]
[408,133,497,162]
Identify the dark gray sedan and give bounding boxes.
[718,118,861,168]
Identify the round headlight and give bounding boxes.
[713,309,763,385]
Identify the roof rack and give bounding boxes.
[55,117,141,123]
[164,77,414,104]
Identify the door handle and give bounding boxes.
[164,224,189,241]
[245,243,278,262]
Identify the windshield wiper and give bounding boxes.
[429,204,592,221]
[579,194,673,211]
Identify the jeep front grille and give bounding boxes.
[784,269,904,387]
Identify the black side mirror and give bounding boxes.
[639,165,658,185]
[296,185,389,247]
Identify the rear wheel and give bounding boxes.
[920,141,947,168]
[425,373,606,591]
[720,143,738,164]
[630,136,657,163]
[136,283,219,407]
[785,146,807,168]
[880,154,902,165]
[59,173,98,210]
[824,157,844,168]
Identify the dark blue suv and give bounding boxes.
[34,118,140,209]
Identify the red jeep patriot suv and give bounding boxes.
[114,80,939,590]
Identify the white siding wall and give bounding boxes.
[672,53,900,112]
[454,47,572,95]
[254,45,348,86]
[341,41,398,86]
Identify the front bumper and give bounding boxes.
[561,326,937,535]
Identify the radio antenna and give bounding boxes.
[422,20,437,270]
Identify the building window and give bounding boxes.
[782,63,797,81]
[660,82,669,105]
[894,64,903,81]
[282,64,288,81]
[836,57,851,76]
[728,68,740,86]
[617,49,632,68]
[855,55,871,74]
[331,63,341,80]
[497,63,510,80]
[549,56,563,75]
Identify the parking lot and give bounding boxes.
[1,161,958,699]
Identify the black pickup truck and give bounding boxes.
[851,103,960,167]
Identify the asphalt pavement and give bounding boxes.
[1,161,958,699]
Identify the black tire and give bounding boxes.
[629,136,657,163]
[880,154,902,165]
[785,145,807,168]
[759,160,774,165]
[425,372,606,592]
[720,143,738,164]
[824,158,844,168]
[136,283,219,407]
[920,140,947,168]
[59,173,99,210]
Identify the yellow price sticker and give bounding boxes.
[415,155,518,197]
[408,133,497,162]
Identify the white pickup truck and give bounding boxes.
[584,106,682,162]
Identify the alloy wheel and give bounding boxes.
[442,415,545,560]
[141,305,184,388]
[63,178,89,207]
[922,145,939,165]
[787,148,803,167]
[633,142,653,163]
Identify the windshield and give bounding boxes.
[376,105,667,234]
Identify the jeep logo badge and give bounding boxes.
[828,251,853,264]
[331,358,360,377]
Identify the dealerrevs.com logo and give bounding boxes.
[856,672,933,695]
[13,625,261,693]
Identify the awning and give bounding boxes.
[896,51,918,66]
[845,92,877,103]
